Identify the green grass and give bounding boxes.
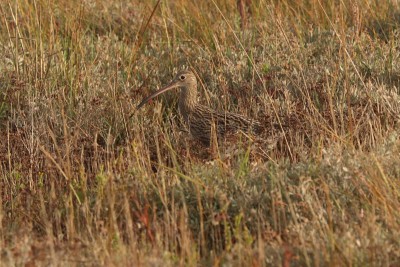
[1,0,400,266]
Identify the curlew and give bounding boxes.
[136,70,262,145]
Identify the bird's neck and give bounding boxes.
[178,85,197,114]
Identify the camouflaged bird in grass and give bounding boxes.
[136,70,263,145]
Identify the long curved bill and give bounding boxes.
[136,81,180,110]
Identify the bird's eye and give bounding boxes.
[180,75,186,80]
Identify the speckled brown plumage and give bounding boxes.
[137,70,262,145]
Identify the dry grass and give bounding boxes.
[1,0,400,266]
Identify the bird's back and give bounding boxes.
[184,104,262,145]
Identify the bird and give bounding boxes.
[136,70,262,145]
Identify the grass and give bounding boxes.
[1,0,400,266]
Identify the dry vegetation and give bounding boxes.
[1,0,400,266]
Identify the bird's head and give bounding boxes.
[136,70,197,110]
